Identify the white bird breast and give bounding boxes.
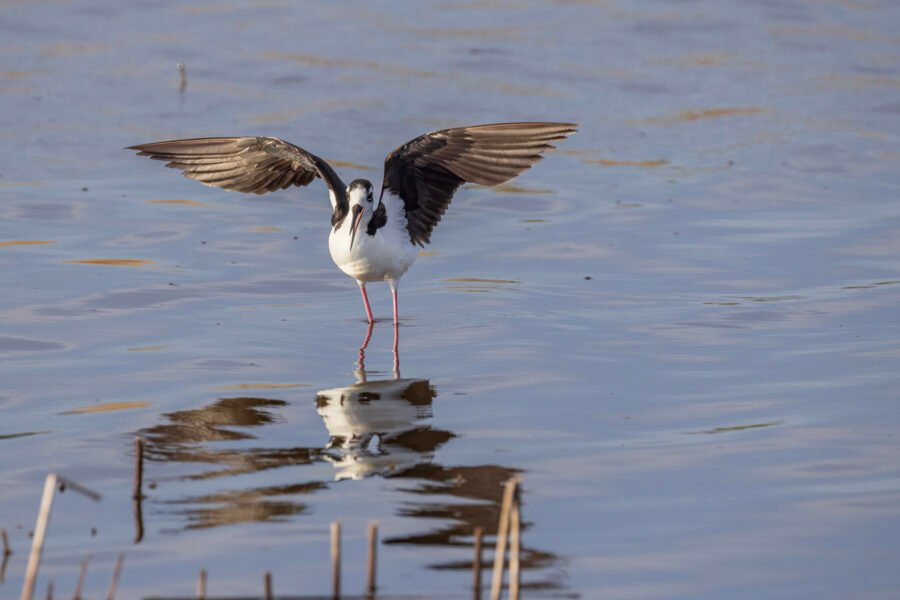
[328,193,418,283]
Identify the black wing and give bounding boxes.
[381,122,577,246]
[128,136,347,216]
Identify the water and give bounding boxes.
[1,1,899,598]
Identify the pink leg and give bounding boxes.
[358,282,374,324]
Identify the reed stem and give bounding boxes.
[509,494,521,600]
[73,554,91,600]
[196,569,206,600]
[21,474,58,600]
[489,477,519,600]
[105,553,124,600]
[366,521,378,597]
[331,521,341,599]
[473,527,484,600]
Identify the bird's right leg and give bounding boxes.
[357,281,375,324]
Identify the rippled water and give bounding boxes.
[1,1,899,598]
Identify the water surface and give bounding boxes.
[1,1,899,598]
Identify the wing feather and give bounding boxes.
[381,122,577,245]
[128,136,347,213]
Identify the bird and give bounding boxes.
[128,122,577,326]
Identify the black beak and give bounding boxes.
[349,204,364,249]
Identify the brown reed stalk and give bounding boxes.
[489,477,520,600]
[473,527,484,599]
[132,438,144,500]
[366,521,378,597]
[21,474,59,600]
[133,437,145,543]
[1,548,10,584]
[0,528,10,583]
[196,569,206,600]
[105,553,124,600]
[21,475,101,600]
[56,478,101,502]
[132,495,144,545]
[509,491,521,600]
[331,521,341,599]
[73,554,90,600]
[264,571,272,600]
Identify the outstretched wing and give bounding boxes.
[128,136,347,210]
[381,122,577,246]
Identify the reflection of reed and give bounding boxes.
[385,465,564,591]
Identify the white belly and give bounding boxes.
[328,224,418,282]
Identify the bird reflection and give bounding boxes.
[317,366,452,481]
[136,340,565,590]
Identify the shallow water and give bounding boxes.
[1,1,899,598]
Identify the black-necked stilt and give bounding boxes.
[129,122,577,326]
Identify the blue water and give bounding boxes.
[1,1,899,598]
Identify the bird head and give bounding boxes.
[347,179,375,248]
